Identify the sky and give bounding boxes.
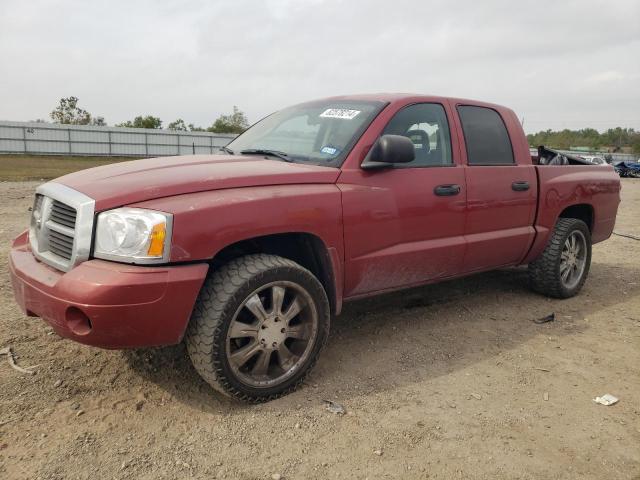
[0,0,639,134]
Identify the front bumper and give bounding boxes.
[9,231,209,349]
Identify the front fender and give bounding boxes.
[130,185,345,310]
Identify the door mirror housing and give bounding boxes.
[361,134,415,170]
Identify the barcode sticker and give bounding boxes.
[319,109,361,120]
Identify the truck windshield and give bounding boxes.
[224,100,386,167]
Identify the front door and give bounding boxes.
[339,102,467,297]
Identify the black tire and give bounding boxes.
[528,218,592,299]
[185,254,330,403]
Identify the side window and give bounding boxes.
[382,103,453,167]
[457,106,514,165]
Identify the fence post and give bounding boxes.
[144,132,148,157]
[210,135,213,154]
[22,126,27,153]
[67,128,72,154]
[108,131,112,155]
[177,134,180,155]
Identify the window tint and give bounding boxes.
[382,103,453,167]
[457,106,514,165]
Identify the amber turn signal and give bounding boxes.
[147,222,167,257]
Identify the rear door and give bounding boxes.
[339,102,467,297]
[453,104,537,272]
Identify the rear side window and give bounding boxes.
[458,106,514,165]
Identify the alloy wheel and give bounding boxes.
[225,281,318,388]
[559,230,587,290]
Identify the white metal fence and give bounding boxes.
[0,121,236,157]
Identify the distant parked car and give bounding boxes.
[613,161,640,177]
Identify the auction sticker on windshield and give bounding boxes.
[320,109,361,120]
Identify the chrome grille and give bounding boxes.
[48,228,74,260]
[29,183,95,272]
[50,200,77,229]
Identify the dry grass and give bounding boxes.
[0,154,140,181]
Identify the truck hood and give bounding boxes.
[57,155,341,211]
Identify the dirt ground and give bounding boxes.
[0,155,137,182]
[0,179,638,480]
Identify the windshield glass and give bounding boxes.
[225,100,386,167]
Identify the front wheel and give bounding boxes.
[528,218,592,298]
[185,254,330,402]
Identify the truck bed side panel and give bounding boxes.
[522,165,621,264]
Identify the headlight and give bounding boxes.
[94,208,172,263]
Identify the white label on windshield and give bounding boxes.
[320,108,361,120]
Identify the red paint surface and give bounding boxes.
[57,155,340,211]
[10,231,208,348]
[10,94,621,348]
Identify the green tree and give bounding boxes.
[207,106,249,134]
[167,119,188,131]
[527,127,639,153]
[116,115,162,129]
[631,130,640,154]
[168,119,207,131]
[50,96,104,125]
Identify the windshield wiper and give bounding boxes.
[240,149,293,162]
[220,145,234,155]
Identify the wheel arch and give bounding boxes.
[209,232,341,316]
[558,203,594,232]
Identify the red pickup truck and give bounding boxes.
[10,94,621,402]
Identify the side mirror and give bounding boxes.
[361,135,415,170]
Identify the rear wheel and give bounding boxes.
[186,254,330,402]
[528,218,592,298]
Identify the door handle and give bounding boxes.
[512,181,530,191]
[434,184,461,196]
